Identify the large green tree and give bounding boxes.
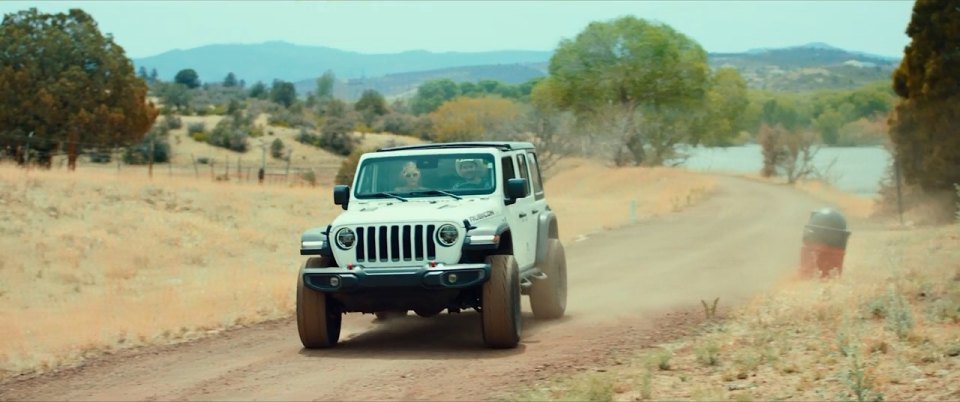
[541,16,710,165]
[354,89,388,126]
[889,0,960,193]
[270,79,297,108]
[0,8,157,169]
[411,78,460,115]
[700,68,749,147]
[174,68,201,89]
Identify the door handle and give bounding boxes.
[519,213,527,218]
[531,209,539,214]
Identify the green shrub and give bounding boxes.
[123,127,170,164]
[187,122,205,135]
[375,113,418,136]
[696,341,721,367]
[163,114,183,130]
[336,146,373,186]
[190,131,209,143]
[270,138,285,159]
[207,123,248,152]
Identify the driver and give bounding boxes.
[452,158,489,189]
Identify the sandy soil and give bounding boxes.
[0,174,828,401]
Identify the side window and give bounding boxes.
[500,156,515,193]
[527,153,544,196]
[515,154,532,195]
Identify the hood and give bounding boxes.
[331,196,502,228]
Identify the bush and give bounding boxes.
[207,122,249,152]
[375,113,418,136]
[336,146,374,186]
[163,114,183,130]
[268,109,314,129]
[270,138,285,159]
[123,127,170,164]
[190,131,209,143]
[296,117,360,157]
[187,122,205,135]
[88,150,112,164]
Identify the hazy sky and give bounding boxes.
[1,1,915,58]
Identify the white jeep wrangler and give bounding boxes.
[297,141,567,349]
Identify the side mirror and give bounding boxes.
[333,185,350,210]
[505,178,529,204]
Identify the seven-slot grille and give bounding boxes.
[354,224,437,262]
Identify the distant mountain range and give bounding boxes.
[133,41,902,100]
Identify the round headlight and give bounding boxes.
[436,224,459,247]
[335,228,356,249]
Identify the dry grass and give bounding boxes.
[0,156,713,380]
[517,220,960,401]
[546,158,716,244]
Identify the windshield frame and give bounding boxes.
[352,151,499,200]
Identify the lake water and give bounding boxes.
[680,144,892,196]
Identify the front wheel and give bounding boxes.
[296,257,342,348]
[530,238,567,319]
[481,254,521,348]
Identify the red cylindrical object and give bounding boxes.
[800,241,846,278]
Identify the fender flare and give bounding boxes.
[535,211,559,267]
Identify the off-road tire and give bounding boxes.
[374,311,407,321]
[414,308,443,318]
[530,238,567,319]
[481,254,521,348]
[296,257,342,348]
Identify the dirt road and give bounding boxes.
[1,176,833,401]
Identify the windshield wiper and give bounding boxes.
[367,192,408,202]
[409,189,463,200]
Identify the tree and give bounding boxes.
[270,79,296,108]
[149,68,158,83]
[156,82,191,110]
[411,79,460,115]
[138,66,149,80]
[542,16,710,166]
[270,138,285,159]
[223,72,238,87]
[249,81,267,99]
[700,68,749,146]
[428,96,522,142]
[0,8,157,169]
[316,70,335,99]
[354,89,388,126]
[174,68,200,89]
[889,0,960,193]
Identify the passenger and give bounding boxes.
[395,161,427,192]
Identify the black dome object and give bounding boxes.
[803,208,851,248]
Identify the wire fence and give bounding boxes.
[0,131,345,187]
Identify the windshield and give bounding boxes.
[354,153,496,199]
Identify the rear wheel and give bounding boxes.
[414,308,444,318]
[296,257,342,348]
[530,239,567,319]
[481,254,521,348]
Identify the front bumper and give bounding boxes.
[302,263,490,292]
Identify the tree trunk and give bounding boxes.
[67,130,79,171]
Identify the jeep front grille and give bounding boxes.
[355,224,436,262]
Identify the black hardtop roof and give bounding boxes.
[376,141,535,153]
